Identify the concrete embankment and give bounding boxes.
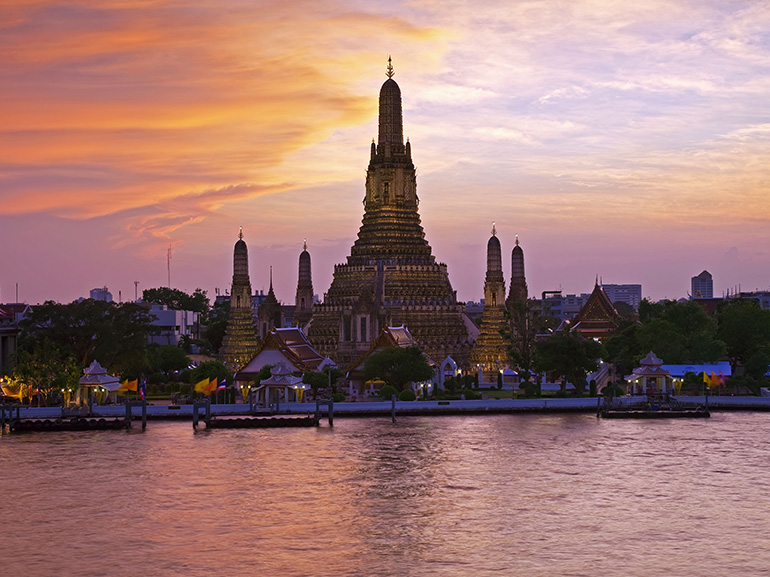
[12,395,770,422]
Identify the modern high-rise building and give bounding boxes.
[691,270,713,299]
[308,59,471,368]
[601,284,642,310]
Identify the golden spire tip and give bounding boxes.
[239,226,243,240]
[386,55,394,78]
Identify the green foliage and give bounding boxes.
[253,364,274,385]
[142,287,210,314]
[363,346,434,391]
[148,372,165,385]
[534,330,604,394]
[461,388,481,400]
[190,361,231,384]
[179,368,192,384]
[589,379,597,397]
[17,299,157,379]
[202,299,229,354]
[503,297,555,375]
[148,345,190,377]
[602,383,625,398]
[178,383,191,395]
[332,392,346,402]
[717,299,770,379]
[380,385,398,399]
[399,389,417,401]
[303,368,343,396]
[519,380,539,397]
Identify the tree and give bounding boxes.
[604,322,641,380]
[142,287,210,314]
[18,300,157,376]
[148,345,191,379]
[534,330,604,394]
[503,298,554,378]
[717,299,770,379]
[190,360,231,384]
[202,299,230,354]
[303,368,343,398]
[363,346,434,391]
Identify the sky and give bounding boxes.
[2,0,770,306]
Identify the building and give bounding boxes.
[146,304,201,347]
[307,59,471,368]
[691,270,713,299]
[507,235,528,305]
[566,282,620,341]
[294,241,314,329]
[470,225,509,374]
[601,284,642,310]
[89,287,113,302]
[219,228,260,370]
[542,292,591,321]
[0,303,30,375]
[257,268,282,339]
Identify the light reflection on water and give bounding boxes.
[2,413,769,576]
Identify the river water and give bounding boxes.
[1,413,769,577]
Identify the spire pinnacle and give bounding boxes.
[386,55,394,78]
[270,266,273,289]
[491,222,497,237]
[303,238,307,251]
[239,226,243,240]
[515,234,519,246]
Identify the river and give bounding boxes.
[1,412,769,576]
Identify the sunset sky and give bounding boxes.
[2,0,769,306]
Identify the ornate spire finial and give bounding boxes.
[595,274,599,286]
[515,233,519,246]
[491,222,497,237]
[303,238,307,251]
[270,266,273,288]
[386,55,394,78]
[239,226,243,240]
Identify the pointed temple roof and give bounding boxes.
[569,282,620,341]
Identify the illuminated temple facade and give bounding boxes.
[219,229,260,370]
[469,225,509,372]
[308,60,471,368]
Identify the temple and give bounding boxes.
[470,224,509,373]
[568,280,620,341]
[257,267,281,339]
[507,234,528,305]
[308,59,471,368]
[219,228,260,370]
[294,240,314,329]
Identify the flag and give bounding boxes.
[702,372,710,385]
[139,378,146,400]
[194,378,211,394]
[216,379,227,391]
[119,379,138,392]
[204,378,218,395]
[710,371,723,388]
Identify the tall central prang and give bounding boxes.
[309,59,471,368]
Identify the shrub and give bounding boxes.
[179,369,192,384]
[461,388,480,400]
[380,385,398,399]
[148,372,165,385]
[589,379,597,397]
[519,381,538,397]
[178,383,191,395]
[332,392,346,403]
[399,389,416,401]
[148,384,159,396]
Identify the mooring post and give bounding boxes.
[315,398,320,425]
[125,401,132,429]
[392,394,397,423]
[193,403,199,430]
[141,399,147,430]
[328,397,334,427]
[205,399,211,426]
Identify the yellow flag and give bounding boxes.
[702,372,710,385]
[194,378,211,393]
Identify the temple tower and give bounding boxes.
[507,234,528,305]
[294,240,314,329]
[308,58,471,368]
[470,224,509,373]
[219,228,260,370]
[257,267,282,339]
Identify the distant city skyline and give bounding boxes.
[2,1,769,305]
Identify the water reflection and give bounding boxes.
[1,413,769,576]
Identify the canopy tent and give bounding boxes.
[249,362,308,407]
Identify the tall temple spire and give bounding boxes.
[507,234,528,304]
[295,240,314,328]
[219,229,259,370]
[258,265,281,339]
[471,226,508,372]
[308,62,471,368]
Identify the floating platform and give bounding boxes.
[599,407,710,419]
[8,417,130,433]
[200,416,318,429]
